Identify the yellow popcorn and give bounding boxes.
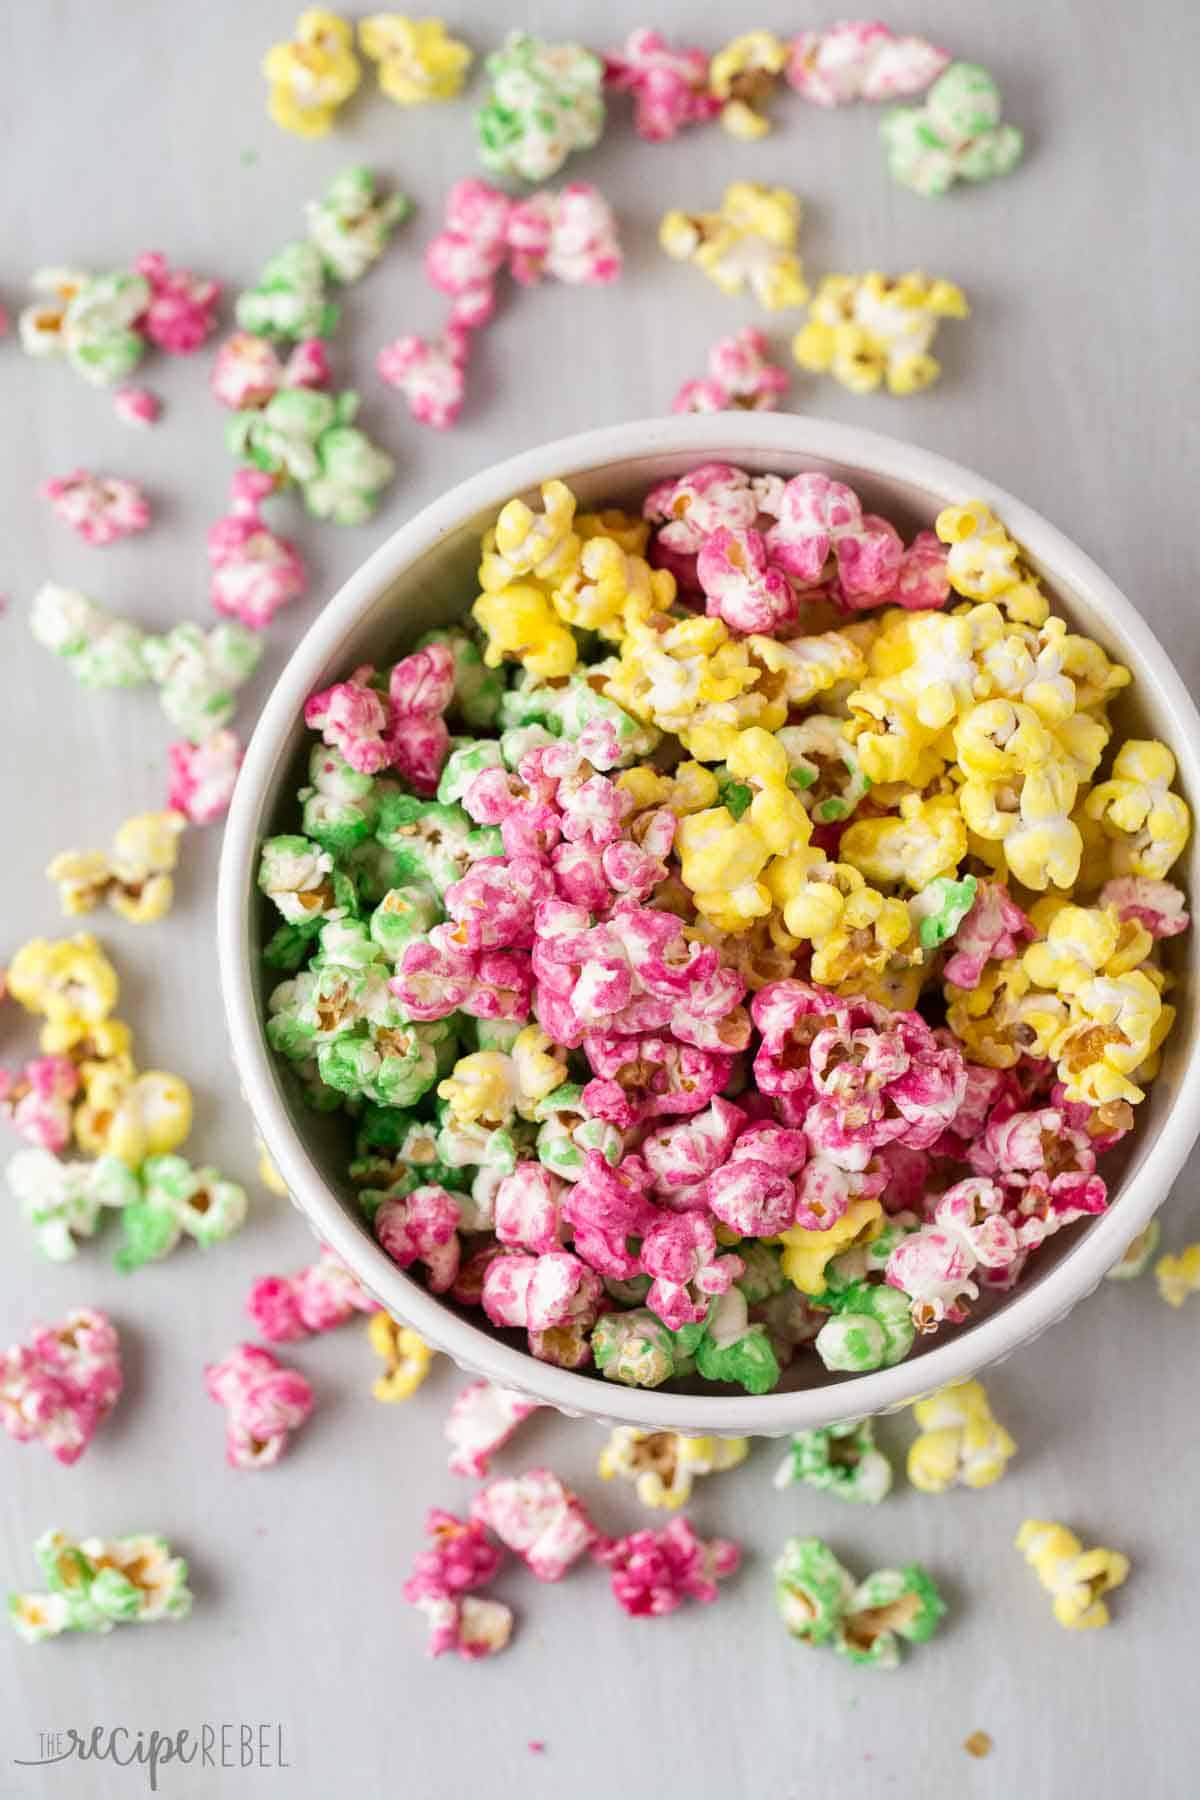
[810,885,913,989]
[676,808,775,931]
[603,613,782,762]
[264,9,362,137]
[659,182,808,311]
[472,582,577,678]
[766,853,858,941]
[977,615,1129,723]
[693,912,801,990]
[945,958,1067,1068]
[907,1380,1016,1493]
[749,630,865,708]
[368,1313,435,1400]
[1085,739,1191,879]
[618,761,719,818]
[576,508,651,556]
[954,698,1055,780]
[75,1065,193,1165]
[708,31,787,138]
[793,271,968,396]
[1015,1520,1129,1630]
[840,792,966,888]
[438,1029,567,1128]
[358,14,471,104]
[479,480,580,591]
[936,501,1049,625]
[46,811,186,924]
[1022,902,1152,994]
[7,933,119,1027]
[598,1428,748,1509]
[845,682,939,784]
[890,606,1003,731]
[725,729,813,856]
[1154,1245,1200,1308]
[778,1198,884,1295]
[511,1026,569,1113]
[551,532,675,642]
[1049,969,1163,1105]
[40,1014,133,1070]
[959,758,1082,891]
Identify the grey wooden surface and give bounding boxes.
[2,3,1198,1796]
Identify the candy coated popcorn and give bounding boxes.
[212,330,331,410]
[597,1516,740,1616]
[424,179,512,330]
[18,268,93,360]
[445,1380,540,1476]
[794,271,968,395]
[205,1344,314,1469]
[775,1537,945,1667]
[598,1428,748,1510]
[113,386,161,427]
[907,1379,1016,1492]
[882,62,1024,196]
[1086,741,1191,879]
[660,183,808,311]
[404,1507,503,1603]
[133,252,220,354]
[604,29,719,141]
[9,1530,191,1642]
[306,166,410,284]
[208,468,307,629]
[369,1314,434,1401]
[413,1593,513,1661]
[0,1056,79,1153]
[674,327,789,415]
[63,270,152,386]
[1100,877,1189,940]
[0,1309,122,1465]
[813,1281,914,1373]
[774,1421,892,1504]
[471,1468,600,1580]
[359,14,471,103]
[787,23,948,106]
[112,1152,246,1272]
[709,31,786,139]
[1155,1245,1200,1309]
[942,881,1034,987]
[46,811,185,924]
[30,585,148,690]
[1016,1520,1129,1630]
[475,34,606,183]
[506,184,622,289]
[237,243,339,343]
[40,471,150,547]
[7,932,119,1028]
[264,9,362,137]
[143,621,262,743]
[378,326,470,430]
[248,1245,375,1339]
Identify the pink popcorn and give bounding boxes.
[445,1380,541,1478]
[1,1308,122,1466]
[1050,1082,1134,1154]
[40,470,150,546]
[887,1176,1020,1330]
[481,1249,603,1334]
[595,1516,740,1617]
[764,472,903,603]
[204,1343,314,1470]
[134,251,220,353]
[943,882,1036,989]
[641,1097,746,1199]
[412,1593,513,1661]
[494,1163,569,1254]
[403,1506,504,1602]
[640,1213,742,1330]
[505,185,623,287]
[1100,877,1190,939]
[166,729,243,826]
[882,530,951,611]
[698,525,798,635]
[113,385,161,427]
[246,1244,376,1341]
[385,642,456,794]
[968,1103,1108,1244]
[378,326,470,429]
[930,1056,1021,1160]
[471,1468,602,1581]
[0,1055,80,1152]
[208,467,307,629]
[674,327,790,415]
[551,842,615,912]
[805,1013,967,1159]
[304,665,393,774]
[644,462,766,573]
[752,980,860,1107]
[425,179,513,331]
[390,934,477,1021]
[706,1131,805,1235]
[375,1185,462,1293]
[877,1141,930,1213]
[559,1151,657,1278]
[581,1033,734,1130]
[446,856,553,951]
[210,332,331,410]
[787,21,949,106]
[604,29,720,140]
[601,836,671,904]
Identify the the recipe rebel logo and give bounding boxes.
[13,1723,291,1791]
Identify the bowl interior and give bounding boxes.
[231,427,1200,1428]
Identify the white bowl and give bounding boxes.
[217,415,1200,1434]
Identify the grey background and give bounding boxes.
[2,2,1198,1796]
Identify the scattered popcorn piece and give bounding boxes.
[446,1380,541,1476]
[775,1537,945,1666]
[113,386,161,427]
[471,1468,600,1579]
[595,1516,740,1615]
[1155,1244,1200,1308]
[907,1379,1016,1492]
[1015,1520,1129,1630]
[204,1344,314,1469]
[709,31,787,139]
[264,8,362,137]
[40,471,150,547]
[166,730,244,826]
[774,1421,892,1503]
[475,33,606,182]
[0,1309,122,1465]
[368,1313,435,1401]
[660,182,808,311]
[9,1529,191,1642]
[788,23,949,106]
[881,62,1024,197]
[673,327,789,414]
[599,1428,749,1509]
[794,272,968,396]
[359,14,472,104]
[46,811,186,923]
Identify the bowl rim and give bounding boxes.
[217,413,1200,1433]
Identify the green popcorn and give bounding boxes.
[13,1530,192,1641]
[881,62,1023,198]
[554,674,659,760]
[236,241,339,339]
[291,1055,350,1113]
[301,420,395,526]
[313,917,385,971]
[300,743,382,853]
[436,1114,519,1177]
[774,1538,856,1647]
[299,964,398,1044]
[815,1282,915,1374]
[778,717,871,824]
[592,1308,678,1389]
[263,920,322,973]
[228,387,348,484]
[734,1241,788,1306]
[836,1564,946,1668]
[317,1021,442,1107]
[475,32,605,183]
[342,835,413,905]
[499,724,557,768]
[63,270,151,386]
[6,1148,136,1263]
[306,167,410,285]
[142,621,262,743]
[375,795,479,891]
[416,627,506,728]
[369,884,443,958]
[113,1153,248,1273]
[691,1288,782,1396]
[355,1103,424,1153]
[773,1421,893,1505]
[909,873,977,950]
[258,834,354,927]
[437,738,504,805]
[266,973,318,1060]
[533,1083,623,1180]
[30,584,150,690]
